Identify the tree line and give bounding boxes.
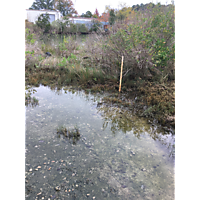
[29,0,77,16]
[29,0,172,34]
[107,2,169,26]
[29,0,101,18]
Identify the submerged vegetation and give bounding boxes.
[56,125,80,144]
[25,3,175,128]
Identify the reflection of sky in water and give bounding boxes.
[25,85,174,200]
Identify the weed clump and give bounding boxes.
[25,96,39,107]
[138,82,175,126]
[56,125,80,144]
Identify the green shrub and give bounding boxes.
[78,24,88,33]
[58,57,67,67]
[51,18,69,34]
[36,13,51,33]
[101,4,175,82]
[25,50,35,55]
[67,53,77,63]
[90,20,102,32]
[25,28,36,44]
[69,23,77,33]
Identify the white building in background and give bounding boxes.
[25,9,62,24]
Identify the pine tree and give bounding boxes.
[29,0,54,10]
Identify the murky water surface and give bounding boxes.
[25,85,175,200]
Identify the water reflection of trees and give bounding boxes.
[25,87,39,108]
[48,85,63,95]
[97,103,144,137]
[46,85,175,156]
[100,106,134,136]
[96,102,175,157]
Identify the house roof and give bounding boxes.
[26,9,60,13]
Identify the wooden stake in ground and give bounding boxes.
[119,56,124,92]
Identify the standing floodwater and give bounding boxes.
[25,85,174,200]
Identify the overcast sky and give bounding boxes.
[24,0,172,15]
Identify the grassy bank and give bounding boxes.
[25,3,175,128]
